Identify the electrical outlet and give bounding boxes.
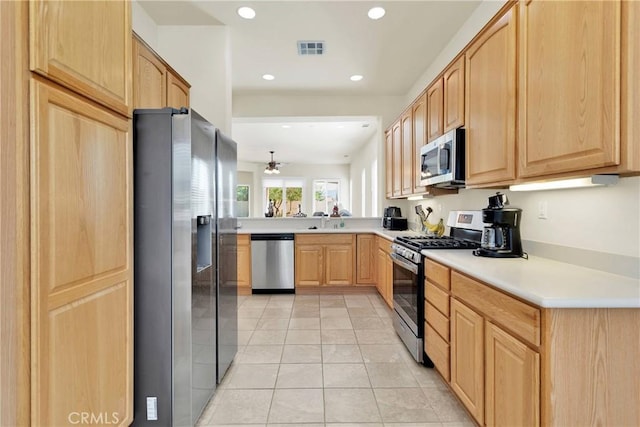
[538,201,548,219]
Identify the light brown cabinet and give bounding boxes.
[237,234,251,295]
[295,234,355,286]
[385,130,393,198]
[30,79,133,426]
[133,34,190,109]
[356,234,376,285]
[465,5,517,186]
[443,56,465,132]
[30,0,132,117]
[424,259,451,381]
[401,109,413,195]
[412,92,427,194]
[450,298,485,425]
[391,121,402,197]
[485,321,540,427]
[376,237,393,308]
[518,0,620,178]
[426,78,444,142]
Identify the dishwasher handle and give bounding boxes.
[250,233,295,241]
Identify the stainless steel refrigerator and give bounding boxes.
[133,108,237,426]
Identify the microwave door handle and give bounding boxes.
[390,253,419,275]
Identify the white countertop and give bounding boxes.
[238,227,417,241]
[422,250,640,309]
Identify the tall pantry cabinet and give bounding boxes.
[2,1,133,425]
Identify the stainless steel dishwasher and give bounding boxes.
[251,233,295,293]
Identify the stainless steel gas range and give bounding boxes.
[391,211,483,365]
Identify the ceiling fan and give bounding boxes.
[264,150,282,174]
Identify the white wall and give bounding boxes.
[349,127,382,217]
[239,162,351,218]
[131,0,158,49]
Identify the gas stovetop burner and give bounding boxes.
[395,235,480,251]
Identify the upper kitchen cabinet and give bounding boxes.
[621,0,640,173]
[518,0,621,178]
[30,0,132,117]
[426,78,444,142]
[401,109,414,196]
[412,92,427,194]
[443,56,465,132]
[392,120,402,197]
[133,34,191,110]
[465,5,517,186]
[385,130,393,198]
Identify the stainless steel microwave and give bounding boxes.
[420,128,465,188]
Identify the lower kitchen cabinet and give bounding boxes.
[237,234,251,295]
[485,321,540,427]
[356,234,376,285]
[376,237,393,308]
[294,234,355,287]
[450,298,485,425]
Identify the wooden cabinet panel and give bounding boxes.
[30,0,131,116]
[237,235,251,295]
[385,130,393,198]
[425,322,450,382]
[519,0,620,177]
[401,109,413,195]
[485,322,540,427]
[296,234,353,245]
[621,0,640,173]
[376,237,393,308]
[392,121,402,197]
[412,92,427,194]
[356,234,375,285]
[465,6,517,186]
[450,299,484,425]
[167,70,190,109]
[425,301,449,341]
[295,245,323,286]
[31,78,133,425]
[425,258,451,291]
[133,37,166,108]
[426,78,444,142]
[325,244,354,285]
[452,271,541,347]
[425,281,450,317]
[444,56,465,132]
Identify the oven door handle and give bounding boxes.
[390,253,419,275]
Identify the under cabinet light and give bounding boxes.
[509,175,619,192]
[407,194,434,201]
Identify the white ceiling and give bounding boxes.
[137,0,482,165]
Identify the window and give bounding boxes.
[263,178,303,217]
[313,179,340,215]
[236,185,250,218]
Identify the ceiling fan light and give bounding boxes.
[273,168,280,174]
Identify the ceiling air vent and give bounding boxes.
[297,41,325,55]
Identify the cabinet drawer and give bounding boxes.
[425,259,450,291]
[425,301,449,342]
[296,233,353,245]
[237,234,250,246]
[425,281,449,316]
[377,236,393,254]
[451,271,541,346]
[425,322,450,382]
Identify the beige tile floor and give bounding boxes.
[196,293,474,427]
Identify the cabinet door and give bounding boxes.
[295,245,323,286]
[401,109,413,195]
[133,36,166,108]
[325,244,354,285]
[236,237,251,295]
[30,79,133,426]
[356,235,375,285]
[519,0,620,177]
[450,299,484,425]
[167,70,190,109]
[30,0,132,116]
[376,246,387,298]
[392,121,402,197]
[412,92,427,193]
[385,130,393,198]
[444,56,465,132]
[427,78,444,142]
[465,6,517,186]
[485,322,540,427]
[384,251,393,308]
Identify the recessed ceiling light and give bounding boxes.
[237,6,256,19]
[262,74,275,81]
[350,75,363,82]
[338,125,345,129]
[281,125,291,129]
[368,7,386,20]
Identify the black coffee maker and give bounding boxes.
[473,193,525,258]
